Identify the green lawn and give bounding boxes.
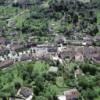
[33,61,49,74]
[96,10,100,24]
[95,97,100,100]
[0,6,22,18]
[96,9,100,34]
[15,9,30,28]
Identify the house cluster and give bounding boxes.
[56,34,100,46]
[58,45,100,63]
[9,87,79,100]
[0,40,58,69]
[0,35,100,69]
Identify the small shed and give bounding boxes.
[48,66,58,73]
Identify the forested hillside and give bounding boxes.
[0,0,100,100]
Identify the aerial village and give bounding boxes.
[0,34,100,69]
[0,0,100,100]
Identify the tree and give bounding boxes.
[14,82,21,90]
[35,96,47,100]
[43,83,58,100]
[72,14,78,25]
[80,63,97,75]
[82,88,98,100]
[0,0,5,5]
[78,76,95,89]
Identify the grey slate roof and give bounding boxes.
[18,87,33,98]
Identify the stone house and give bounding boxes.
[57,88,80,100]
[92,54,100,64]
[64,88,79,100]
[48,46,57,55]
[32,46,48,58]
[20,54,32,62]
[0,60,13,69]
[0,45,9,55]
[0,37,6,45]
[83,46,96,59]
[55,35,66,44]
[13,0,30,8]
[17,87,34,100]
[94,35,100,42]
[59,50,75,60]
[75,52,84,62]
[10,44,25,52]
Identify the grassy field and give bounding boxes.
[0,6,22,18]
[96,9,100,34]
[96,10,100,24]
